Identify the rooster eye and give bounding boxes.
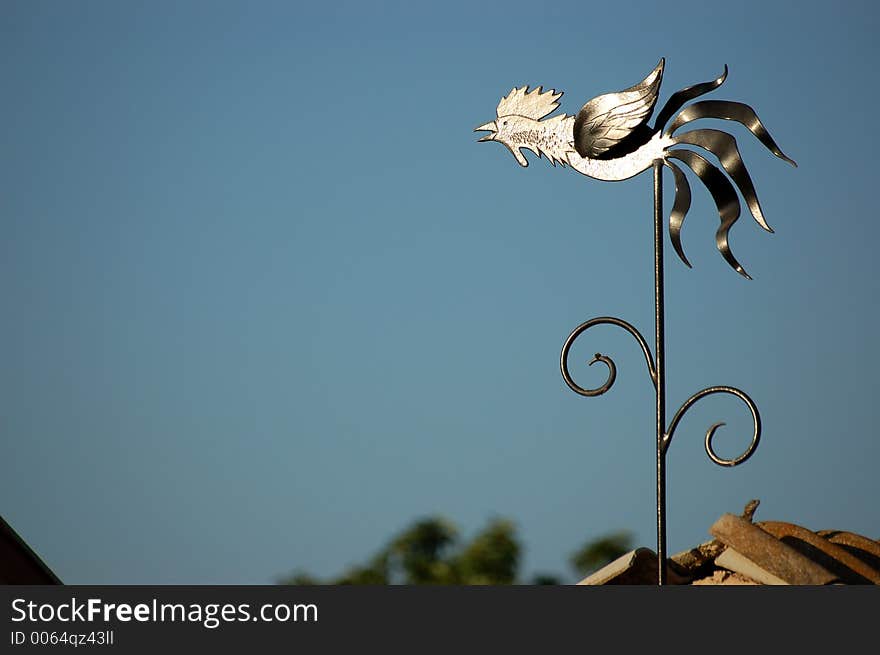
[502,120,508,125]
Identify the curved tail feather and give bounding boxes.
[664,160,693,268]
[654,65,728,133]
[666,149,751,279]
[667,100,798,167]
[672,128,773,233]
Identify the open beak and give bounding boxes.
[474,121,496,142]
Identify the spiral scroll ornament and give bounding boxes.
[560,317,656,396]
[561,319,761,469]
[663,386,761,466]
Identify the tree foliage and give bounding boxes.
[569,531,633,577]
[280,517,632,585]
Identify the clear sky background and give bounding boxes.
[2,0,878,584]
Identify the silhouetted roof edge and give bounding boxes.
[0,514,62,584]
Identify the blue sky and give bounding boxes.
[1,0,878,583]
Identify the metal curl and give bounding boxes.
[662,386,761,467]
[560,317,657,397]
[664,159,693,268]
[665,149,751,280]
[653,64,727,133]
[672,128,772,233]
[667,100,798,168]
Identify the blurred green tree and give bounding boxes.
[279,517,632,585]
[569,531,633,578]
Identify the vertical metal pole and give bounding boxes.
[653,160,667,586]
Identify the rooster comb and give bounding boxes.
[496,85,563,121]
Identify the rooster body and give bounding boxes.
[484,110,671,181]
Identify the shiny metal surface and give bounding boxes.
[664,96,797,275]
[475,60,795,275]
[565,132,671,182]
[477,60,796,585]
[573,58,664,159]
[653,65,727,133]
[666,99,798,166]
[653,161,668,585]
[672,128,771,232]
[667,149,750,279]
[665,160,692,267]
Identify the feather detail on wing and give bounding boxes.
[573,58,665,159]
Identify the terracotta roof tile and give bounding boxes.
[817,530,880,571]
[576,547,689,585]
[578,500,880,585]
[710,513,836,585]
[757,521,880,585]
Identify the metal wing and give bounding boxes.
[573,59,664,159]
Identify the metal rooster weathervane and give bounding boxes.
[475,58,796,585]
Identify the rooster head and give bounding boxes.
[475,85,563,167]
